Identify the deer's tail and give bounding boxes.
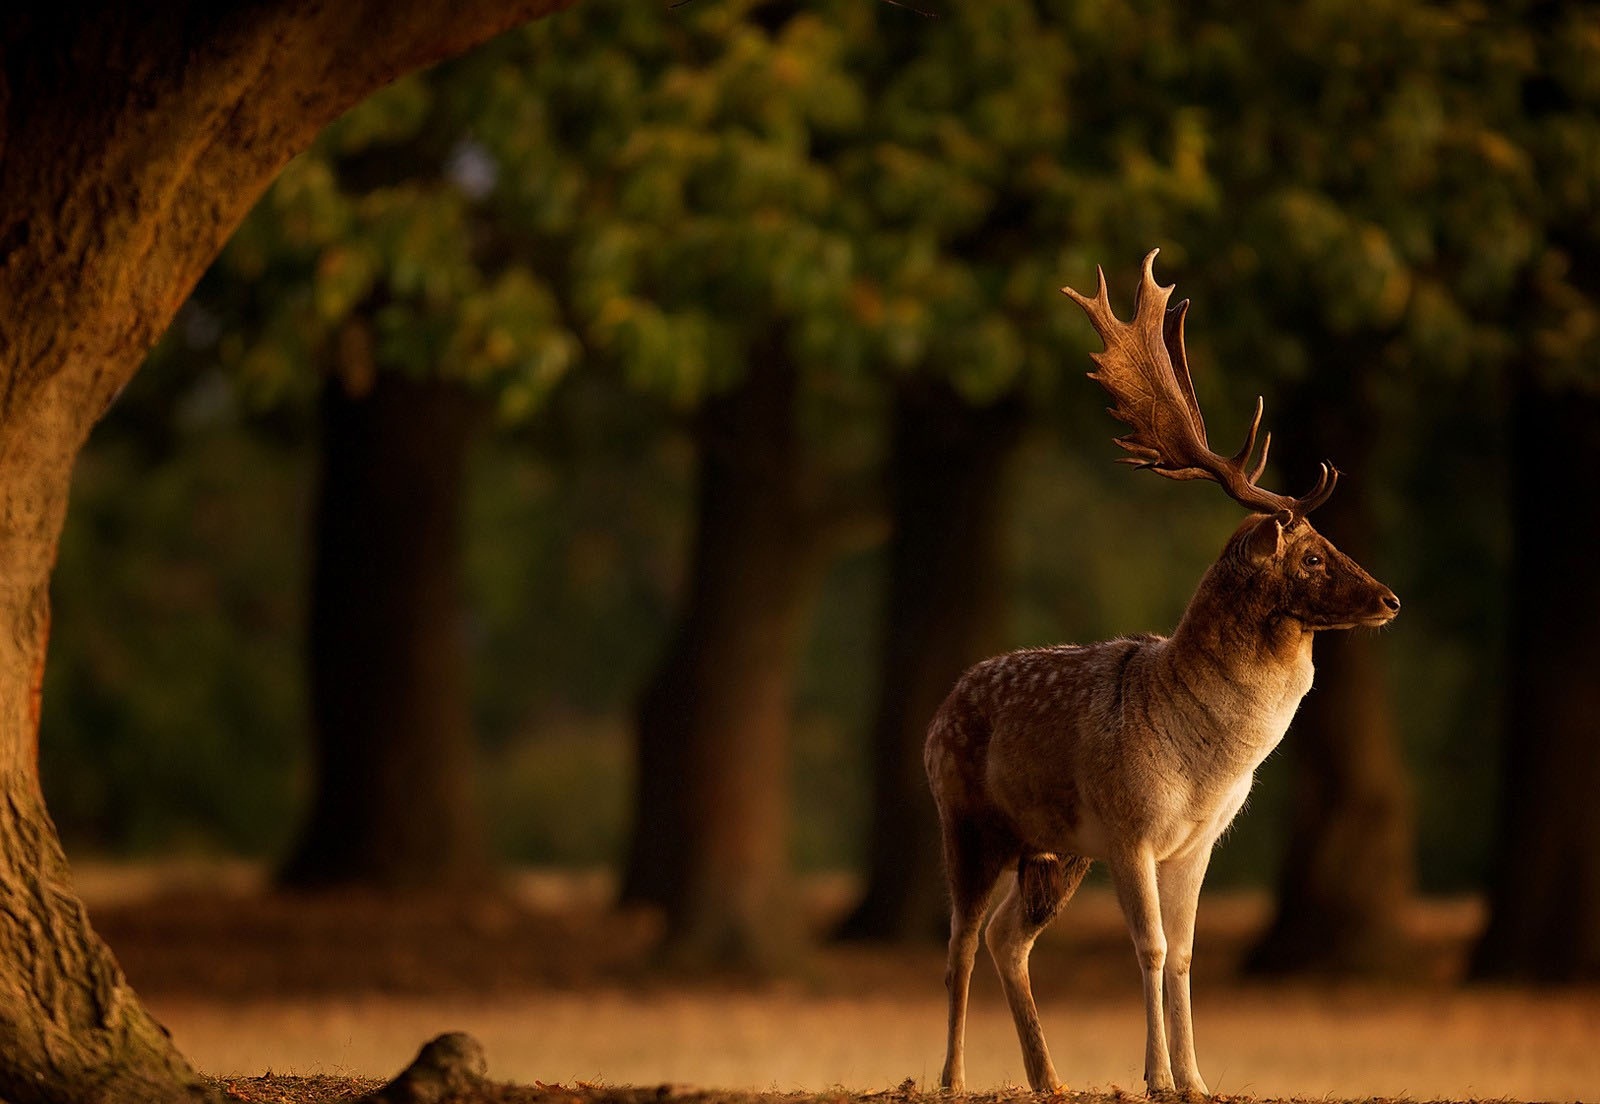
[1019,852,1093,927]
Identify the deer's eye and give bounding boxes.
[1302,553,1323,569]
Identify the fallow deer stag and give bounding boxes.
[926,250,1399,1096]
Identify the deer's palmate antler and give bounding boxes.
[1062,248,1337,519]
[926,250,1398,1098]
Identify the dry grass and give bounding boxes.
[68,864,1600,1104]
[217,1073,380,1102]
[162,984,1600,1103]
[213,1079,1590,1104]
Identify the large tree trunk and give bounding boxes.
[836,380,1025,943]
[620,358,829,970]
[280,368,485,891]
[0,3,565,1096]
[1472,375,1600,980]
[0,377,214,1102]
[1246,358,1415,975]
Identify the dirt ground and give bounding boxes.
[76,864,1600,1103]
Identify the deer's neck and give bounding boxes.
[1158,572,1314,778]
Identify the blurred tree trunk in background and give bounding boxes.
[837,380,1024,942]
[621,355,829,969]
[1473,25,1600,982]
[1246,350,1415,975]
[1473,358,1600,980]
[280,348,486,890]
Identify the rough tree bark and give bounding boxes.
[0,375,212,1102]
[620,357,833,969]
[836,379,1025,943]
[280,366,486,891]
[1245,358,1415,975]
[1472,373,1600,980]
[0,2,567,1097]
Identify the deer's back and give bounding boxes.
[924,638,1157,856]
[925,633,1289,862]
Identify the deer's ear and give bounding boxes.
[1245,515,1285,564]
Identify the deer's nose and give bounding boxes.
[1381,591,1401,613]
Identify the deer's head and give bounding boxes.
[1064,250,1399,634]
[1227,513,1399,631]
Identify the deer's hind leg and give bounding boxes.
[986,853,1093,1092]
[938,817,1010,1091]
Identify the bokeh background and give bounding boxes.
[34,0,1600,1094]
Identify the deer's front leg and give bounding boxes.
[1109,847,1174,1094]
[1157,846,1213,1095]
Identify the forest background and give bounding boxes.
[37,0,1599,980]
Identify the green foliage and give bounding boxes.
[43,352,308,857]
[213,74,577,417]
[44,1,1600,890]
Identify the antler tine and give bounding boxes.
[1059,264,1114,325]
[1248,431,1273,485]
[1230,396,1265,467]
[1163,298,1207,442]
[1062,250,1341,522]
[1296,463,1339,514]
[1135,248,1162,313]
